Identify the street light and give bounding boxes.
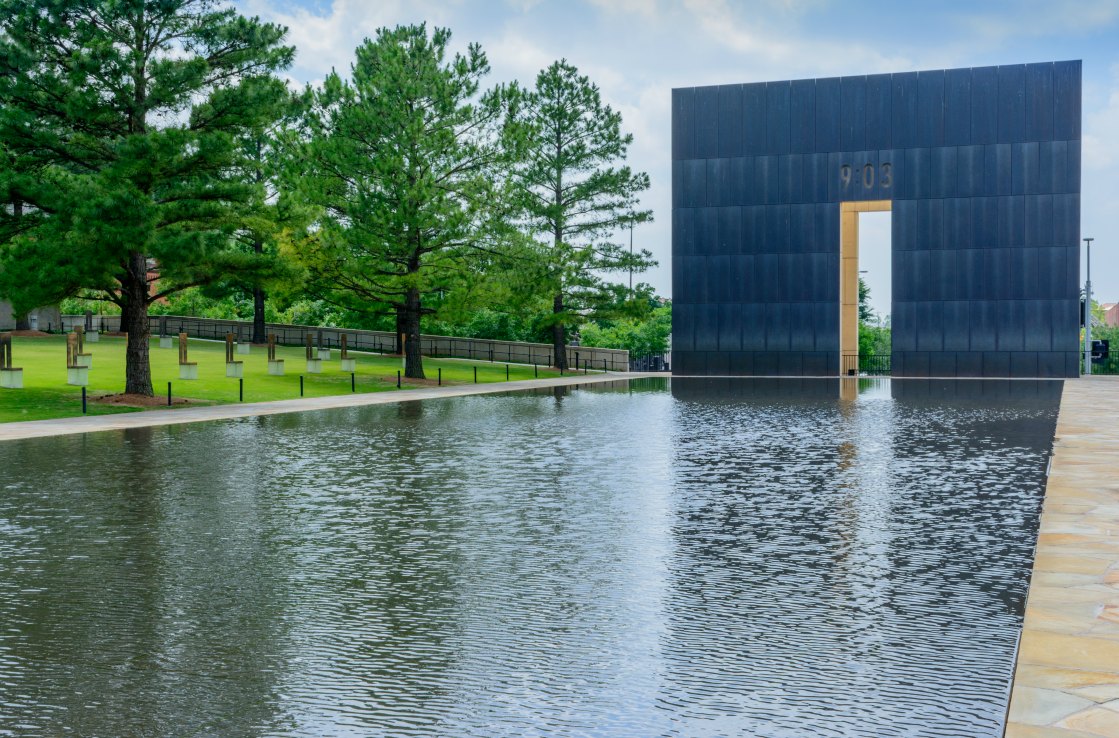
[628,222,634,297]
[1084,237,1094,376]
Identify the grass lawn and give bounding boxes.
[0,334,583,423]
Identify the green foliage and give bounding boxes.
[292,24,522,378]
[858,278,875,324]
[0,0,294,394]
[513,60,654,367]
[858,324,891,356]
[425,309,546,343]
[581,304,671,355]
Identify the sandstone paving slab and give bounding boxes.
[0,372,663,441]
[1006,378,1119,737]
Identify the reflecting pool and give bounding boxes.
[0,378,1060,737]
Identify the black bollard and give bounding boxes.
[239,378,243,402]
[474,367,477,383]
[438,368,442,386]
[584,359,588,375]
[397,370,401,388]
[534,363,538,378]
[167,381,172,407]
[81,387,87,414]
[351,372,356,392]
[506,364,509,381]
[299,375,304,397]
[603,359,607,373]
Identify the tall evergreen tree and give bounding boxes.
[0,0,293,395]
[515,60,654,370]
[229,100,306,345]
[294,24,522,379]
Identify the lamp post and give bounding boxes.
[1084,237,1094,376]
[628,222,634,296]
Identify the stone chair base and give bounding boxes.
[268,360,285,376]
[225,361,244,378]
[306,359,322,373]
[341,358,356,372]
[159,336,173,349]
[236,343,250,355]
[179,362,198,380]
[318,349,331,361]
[67,366,89,386]
[75,354,92,368]
[85,332,100,343]
[0,368,23,389]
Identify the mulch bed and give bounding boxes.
[93,393,197,408]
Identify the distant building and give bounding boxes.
[1103,303,1119,327]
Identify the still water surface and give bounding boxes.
[0,378,1060,737]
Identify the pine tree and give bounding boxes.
[293,24,522,379]
[515,60,653,370]
[0,0,293,395]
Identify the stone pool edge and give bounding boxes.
[0,372,666,441]
[1004,376,1119,737]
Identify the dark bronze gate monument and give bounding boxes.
[671,61,1081,377]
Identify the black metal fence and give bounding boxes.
[629,353,670,372]
[59,314,631,371]
[841,354,891,376]
[1082,355,1119,375]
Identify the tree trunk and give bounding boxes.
[119,299,132,337]
[394,308,405,355]
[11,200,28,331]
[552,292,567,370]
[403,287,424,379]
[252,286,266,344]
[123,250,153,396]
[252,238,266,343]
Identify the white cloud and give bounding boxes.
[244,0,459,78]
[955,0,1119,41]
[1083,62,1119,171]
[236,0,1119,296]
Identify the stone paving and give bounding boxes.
[1006,377,1119,738]
[0,372,661,442]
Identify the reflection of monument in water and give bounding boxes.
[672,61,1083,378]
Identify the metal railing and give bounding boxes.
[842,353,891,376]
[629,353,670,372]
[1082,355,1119,375]
[60,314,631,372]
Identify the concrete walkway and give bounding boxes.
[1006,377,1119,738]
[0,372,663,442]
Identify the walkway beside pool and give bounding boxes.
[1006,377,1119,738]
[0,372,662,441]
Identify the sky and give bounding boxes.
[237,0,1119,317]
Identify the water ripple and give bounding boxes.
[0,378,1058,737]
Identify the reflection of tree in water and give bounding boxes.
[657,378,1059,735]
[0,422,294,736]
